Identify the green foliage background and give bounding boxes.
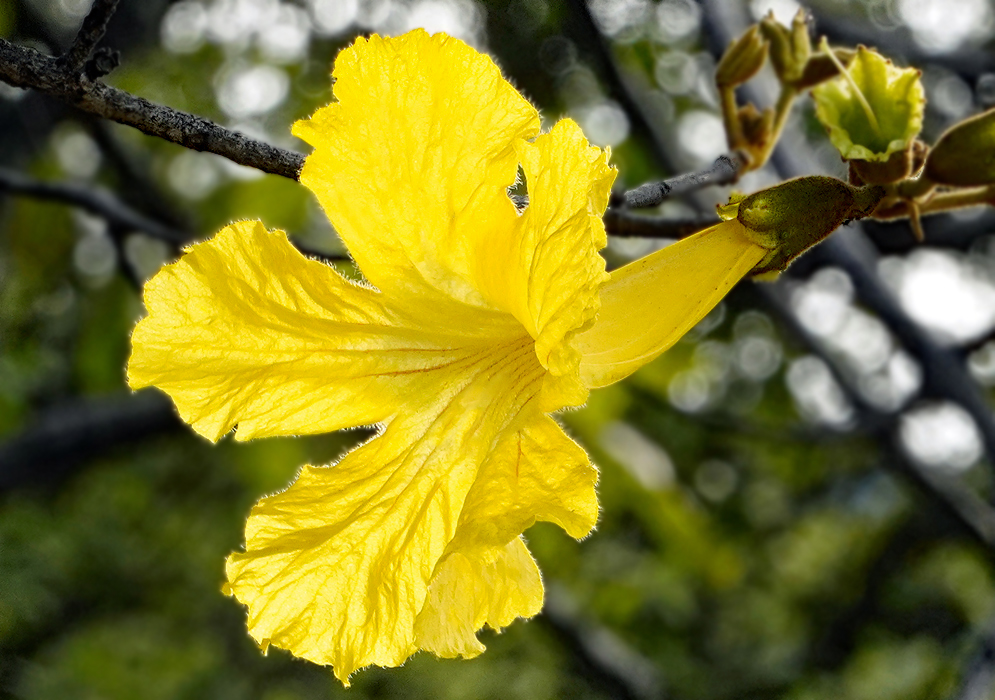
[2,1,995,698]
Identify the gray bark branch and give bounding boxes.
[0,39,305,180]
[619,154,744,209]
[60,0,120,76]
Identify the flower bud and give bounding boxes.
[812,46,924,163]
[759,10,811,84]
[736,176,884,274]
[716,25,769,89]
[924,108,995,187]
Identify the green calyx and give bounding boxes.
[735,176,884,275]
[811,46,924,163]
[925,108,995,187]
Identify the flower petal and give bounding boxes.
[414,414,598,657]
[293,30,540,309]
[224,334,547,684]
[576,220,766,388]
[415,415,598,657]
[481,120,615,409]
[413,536,542,659]
[128,221,521,441]
[448,413,599,545]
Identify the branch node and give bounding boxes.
[60,0,121,76]
[85,47,120,81]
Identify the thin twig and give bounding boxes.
[59,0,120,76]
[604,210,717,239]
[0,166,187,243]
[0,168,349,264]
[958,330,995,358]
[619,154,745,209]
[0,39,305,180]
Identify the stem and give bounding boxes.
[874,185,995,221]
[908,199,925,242]
[720,85,745,151]
[770,86,798,144]
[751,85,798,169]
[922,186,995,215]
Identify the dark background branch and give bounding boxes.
[0,166,187,244]
[0,168,350,265]
[0,391,182,491]
[604,210,718,239]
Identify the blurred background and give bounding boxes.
[4,0,995,698]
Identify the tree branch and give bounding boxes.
[563,0,673,174]
[0,391,182,491]
[59,0,120,77]
[617,154,745,209]
[760,283,995,552]
[3,25,737,217]
[0,166,187,243]
[604,210,717,239]
[543,585,665,700]
[83,117,191,229]
[0,39,305,180]
[813,232,995,477]
[0,168,350,265]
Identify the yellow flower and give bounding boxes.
[127,30,765,684]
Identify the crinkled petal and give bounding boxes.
[487,120,615,409]
[414,414,597,657]
[293,30,540,309]
[413,537,542,659]
[576,220,766,388]
[449,413,599,545]
[128,221,521,441]
[224,334,547,684]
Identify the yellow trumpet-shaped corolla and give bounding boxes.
[127,30,765,684]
